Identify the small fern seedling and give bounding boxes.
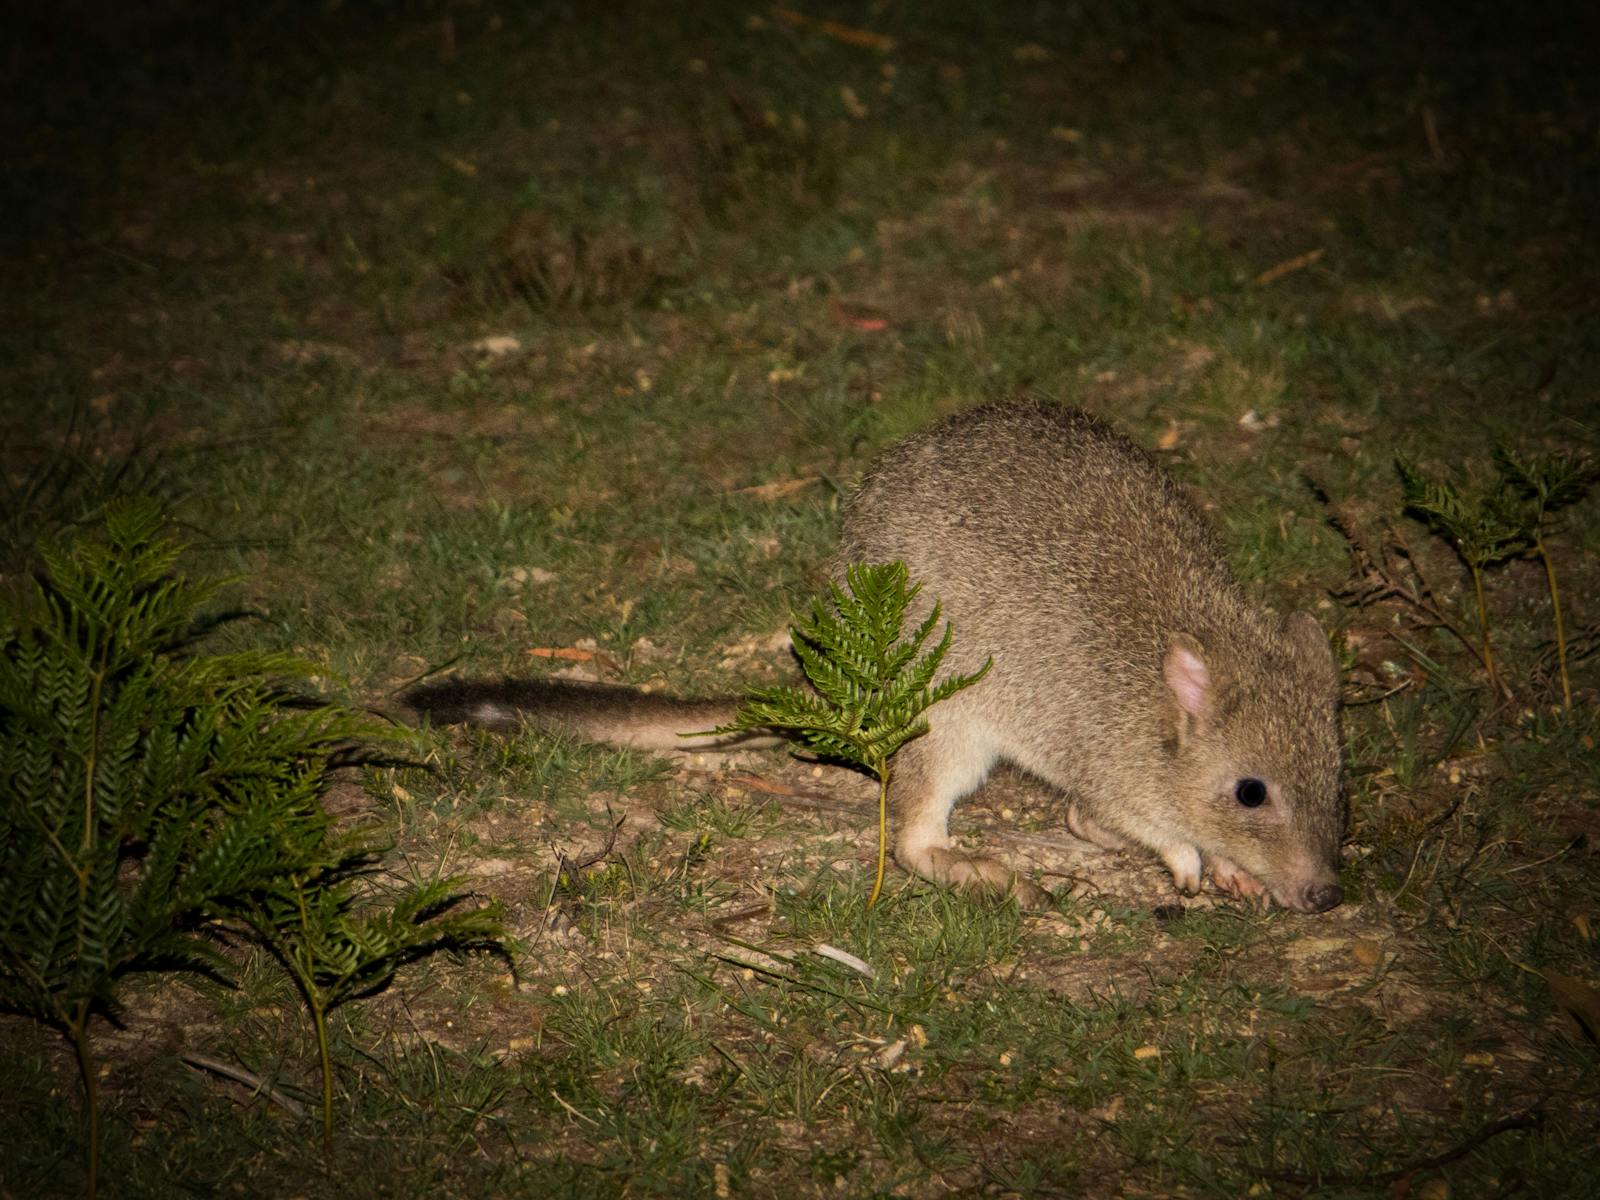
[1495,445,1600,716]
[1396,456,1529,699]
[226,854,505,1163]
[707,562,990,907]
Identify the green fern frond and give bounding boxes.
[1396,454,1530,568]
[704,562,990,907]
[1495,444,1600,515]
[1,498,506,1183]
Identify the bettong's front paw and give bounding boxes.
[1209,856,1271,911]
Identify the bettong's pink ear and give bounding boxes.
[1163,634,1212,717]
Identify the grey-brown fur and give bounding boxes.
[407,400,1345,913]
[833,401,1344,912]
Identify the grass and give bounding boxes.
[3,0,1599,1195]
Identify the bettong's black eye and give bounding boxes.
[1234,778,1268,808]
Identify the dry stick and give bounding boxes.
[1240,1111,1544,1186]
[180,1053,307,1118]
[770,7,897,51]
[550,1089,599,1127]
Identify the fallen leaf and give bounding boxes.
[1253,247,1325,286]
[814,943,875,978]
[527,646,595,661]
[733,475,823,502]
[830,298,890,331]
[1093,1095,1124,1121]
[1351,939,1384,967]
[510,566,558,585]
[471,334,522,357]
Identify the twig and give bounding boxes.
[535,807,623,942]
[1502,835,1584,875]
[549,1089,599,1126]
[1342,678,1415,707]
[179,1052,306,1118]
[559,808,625,875]
[709,902,774,929]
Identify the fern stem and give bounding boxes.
[82,667,105,857]
[1536,537,1573,717]
[1469,563,1507,700]
[291,879,337,1164]
[314,1001,334,1164]
[866,767,890,908]
[71,1005,100,1200]
[74,665,108,971]
[71,662,108,1200]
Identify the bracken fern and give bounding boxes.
[709,562,989,906]
[228,854,505,1162]
[1494,445,1600,716]
[0,500,504,1191]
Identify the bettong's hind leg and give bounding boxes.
[891,728,1053,909]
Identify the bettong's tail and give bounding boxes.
[402,677,777,750]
